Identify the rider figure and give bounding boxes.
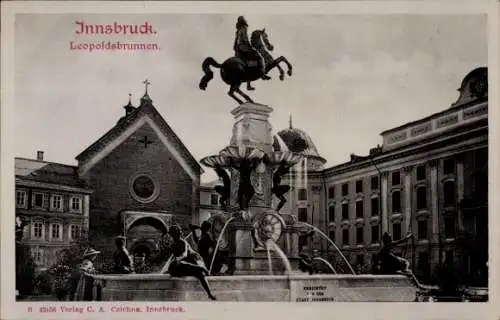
[234,16,270,84]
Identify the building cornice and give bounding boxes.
[16,179,93,194]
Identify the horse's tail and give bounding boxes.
[199,57,222,91]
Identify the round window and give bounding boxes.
[129,173,159,203]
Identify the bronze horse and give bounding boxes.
[199,29,293,104]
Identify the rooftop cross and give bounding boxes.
[139,136,153,148]
[143,79,151,95]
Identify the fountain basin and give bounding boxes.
[91,274,417,302]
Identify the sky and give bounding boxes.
[14,13,487,182]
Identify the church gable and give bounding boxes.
[76,93,202,183]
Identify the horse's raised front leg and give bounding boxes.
[247,81,255,91]
[276,65,285,81]
[275,56,293,76]
[265,59,286,81]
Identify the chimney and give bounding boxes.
[37,151,44,161]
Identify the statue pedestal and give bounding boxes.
[229,103,274,153]
[228,103,275,211]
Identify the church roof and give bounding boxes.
[75,93,203,179]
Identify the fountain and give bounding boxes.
[90,102,418,302]
[88,16,418,302]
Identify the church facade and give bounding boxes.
[16,88,203,270]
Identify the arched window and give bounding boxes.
[443,181,456,206]
[416,187,427,210]
[392,191,401,213]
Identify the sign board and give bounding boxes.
[289,279,339,302]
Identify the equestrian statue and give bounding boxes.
[199,16,293,104]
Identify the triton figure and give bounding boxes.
[272,161,292,212]
[213,165,231,212]
[163,225,216,300]
[112,236,135,274]
[233,158,257,210]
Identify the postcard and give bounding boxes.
[1,1,498,319]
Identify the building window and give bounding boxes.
[371,225,379,243]
[416,165,426,181]
[392,171,400,186]
[392,191,401,213]
[69,225,80,240]
[70,196,82,213]
[443,181,456,206]
[355,180,363,193]
[210,194,219,205]
[298,208,308,222]
[474,170,488,203]
[356,227,364,245]
[443,158,455,175]
[356,254,364,267]
[298,188,307,201]
[355,200,363,218]
[418,220,428,240]
[129,173,160,203]
[474,148,488,169]
[416,187,427,210]
[444,218,456,239]
[371,176,379,190]
[299,236,308,251]
[16,190,27,208]
[32,192,47,208]
[32,222,44,239]
[31,247,43,264]
[328,186,335,199]
[392,223,401,241]
[51,194,63,211]
[50,223,62,241]
[342,203,349,220]
[371,197,379,216]
[342,183,349,196]
[418,252,430,275]
[342,229,349,245]
[328,230,335,243]
[328,205,335,222]
[445,250,454,264]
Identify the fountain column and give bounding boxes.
[201,102,306,275]
[228,103,274,212]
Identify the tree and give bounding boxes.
[46,233,90,300]
[16,216,36,297]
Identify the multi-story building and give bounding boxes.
[15,152,93,271]
[201,67,488,285]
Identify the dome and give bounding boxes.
[273,117,326,171]
[452,67,487,107]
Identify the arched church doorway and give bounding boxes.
[126,216,169,264]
